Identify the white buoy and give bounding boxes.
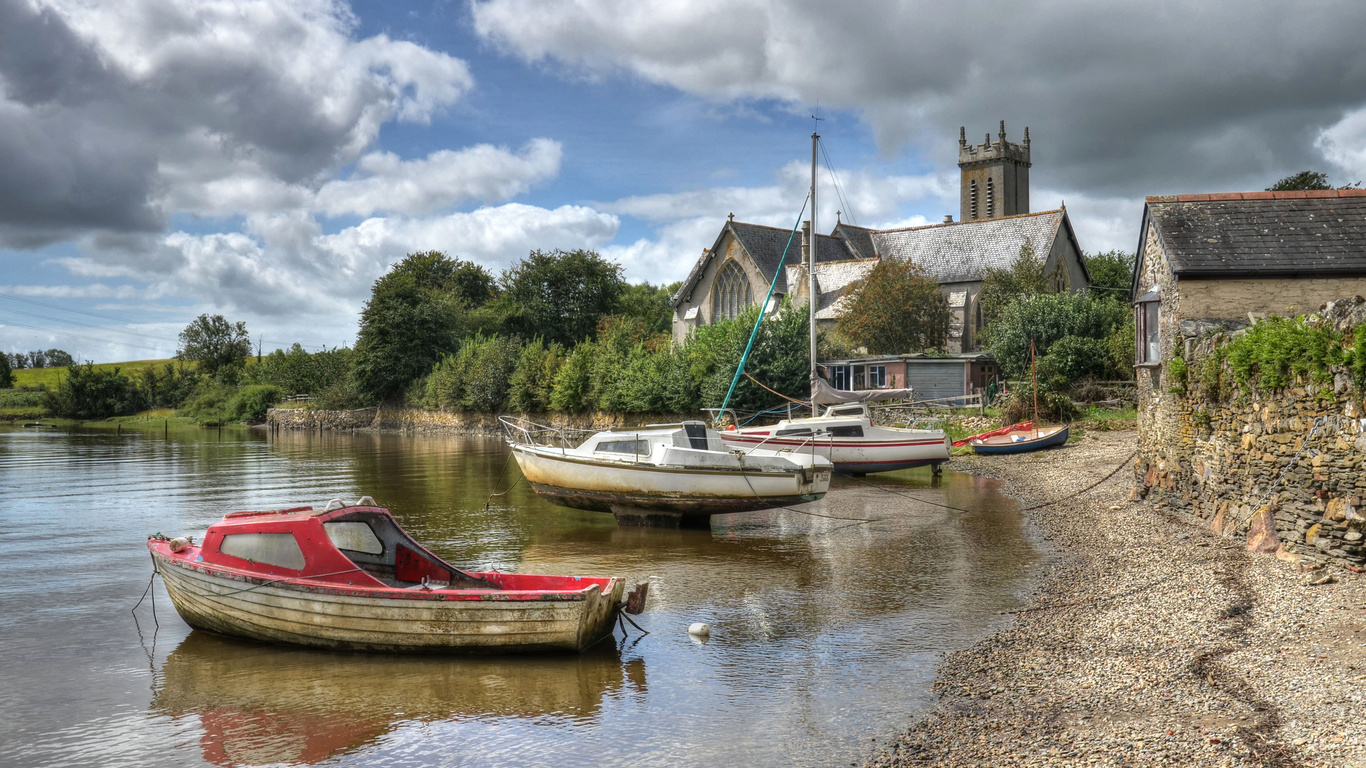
[688,622,710,637]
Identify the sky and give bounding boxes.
[3,0,1366,363]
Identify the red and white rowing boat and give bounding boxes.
[148,499,644,653]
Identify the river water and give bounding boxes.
[0,423,1043,768]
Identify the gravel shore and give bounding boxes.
[863,430,1366,768]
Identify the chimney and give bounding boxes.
[801,220,812,267]
[943,214,954,224]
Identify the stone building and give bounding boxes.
[1131,189,1366,565]
[670,123,1089,355]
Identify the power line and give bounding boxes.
[818,139,859,227]
[0,318,171,354]
[0,293,335,354]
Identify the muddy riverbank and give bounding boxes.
[866,430,1366,767]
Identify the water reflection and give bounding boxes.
[0,424,1041,768]
[153,632,645,767]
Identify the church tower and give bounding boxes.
[958,121,1030,221]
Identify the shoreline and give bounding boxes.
[865,430,1366,767]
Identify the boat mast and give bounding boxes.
[809,129,819,417]
[1031,339,1039,437]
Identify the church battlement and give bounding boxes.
[958,121,1031,168]
[958,120,1031,221]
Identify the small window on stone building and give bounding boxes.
[986,178,995,218]
[970,180,979,220]
[712,260,752,321]
[1135,289,1160,365]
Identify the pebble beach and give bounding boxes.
[863,429,1366,768]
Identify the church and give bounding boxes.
[670,122,1090,355]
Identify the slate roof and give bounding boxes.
[730,222,857,294]
[783,259,879,320]
[1144,190,1366,277]
[834,223,878,260]
[871,210,1067,283]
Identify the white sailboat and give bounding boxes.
[717,130,951,475]
[502,418,833,526]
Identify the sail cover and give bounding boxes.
[811,378,915,405]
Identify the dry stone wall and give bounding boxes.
[1137,301,1366,568]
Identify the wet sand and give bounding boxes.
[865,430,1366,768]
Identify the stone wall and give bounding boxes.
[266,406,695,436]
[1136,302,1366,568]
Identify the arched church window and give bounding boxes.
[986,178,995,218]
[712,260,752,321]
[970,180,979,220]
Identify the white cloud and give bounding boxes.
[0,0,476,244]
[1317,108,1366,186]
[315,139,563,217]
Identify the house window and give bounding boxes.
[853,366,866,390]
[867,365,887,388]
[712,260,752,321]
[1135,289,1160,365]
[986,178,995,218]
[830,365,853,390]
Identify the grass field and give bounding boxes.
[10,359,178,389]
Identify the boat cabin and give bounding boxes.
[195,502,494,590]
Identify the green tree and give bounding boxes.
[507,338,565,412]
[44,349,74,368]
[987,292,1129,381]
[46,364,145,418]
[352,252,469,402]
[500,249,626,347]
[177,314,251,382]
[978,242,1048,333]
[836,258,950,354]
[1083,250,1135,301]
[617,281,678,336]
[0,352,11,388]
[1268,170,1333,191]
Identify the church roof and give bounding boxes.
[672,220,861,306]
[833,223,878,260]
[1142,190,1366,278]
[785,258,879,320]
[871,210,1069,283]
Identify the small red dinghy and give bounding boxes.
[148,498,645,653]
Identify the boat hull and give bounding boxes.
[719,429,950,474]
[152,550,623,654]
[970,425,1070,455]
[511,445,829,521]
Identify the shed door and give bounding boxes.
[905,363,964,401]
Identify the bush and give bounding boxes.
[135,362,200,408]
[178,382,238,425]
[998,388,1077,424]
[549,343,597,413]
[987,292,1130,382]
[45,364,145,419]
[507,339,566,412]
[225,385,282,422]
[427,335,522,412]
[1037,335,1110,390]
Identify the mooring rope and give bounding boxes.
[484,449,523,510]
[850,449,1138,515]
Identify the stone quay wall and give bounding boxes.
[1137,316,1366,568]
[266,406,694,436]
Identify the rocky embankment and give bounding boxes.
[865,430,1366,767]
